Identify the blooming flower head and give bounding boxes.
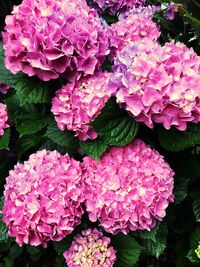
[2,150,85,247]
[111,40,200,130]
[83,139,174,234]
[0,103,9,136]
[93,0,145,15]
[107,6,160,60]
[0,82,10,95]
[51,72,116,141]
[64,228,116,267]
[3,0,108,81]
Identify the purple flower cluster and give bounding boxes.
[106,6,160,59]
[0,103,9,136]
[51,72,116,141]
[93,0,145,14]
[2,150,84,247]
[64,228,116,267]
[83,139,174,234]
[3,0,108,81]
[111,41,200,130]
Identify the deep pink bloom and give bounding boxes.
[111,41,200,130]
[64,228,116,267]
[107,6,160,60]
[0,82,10,95]
[51,72,116,141]
[83,139,174,234]
[2,150,85,247]
[3,0,108,81]
[0,103,9,136]
[93,0,145,14]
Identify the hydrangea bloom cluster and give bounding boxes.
[93,0,145,14]
[0,82,10,94]
[111,41,200,130]
[3,0,108,81]
[51,72,116,141]
[64,228,116,266]
[83,139,174,234]
[2,150,85,247]
[107,6,160,59]
[0,103,9,136]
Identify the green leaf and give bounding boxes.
[55,257,66,267]
[14,76,51,106]
[45,120,78,149]
[9,244,23,259]
[54,236,74,256]
[0,128,10,150]
[112,234,143,267]
[0,221,9,243]
[158,124,200,152]
[92,98,139,147]
[193,200,200,222]
[4,94,20,122]
[26,245,45,262]
[16,113,49,137]
[174,178,189,204]
[190,228,200,249]
[187,249,200,264]
[17,132,42,158]
[99,116,138,147]
[137,223,160,243]
[144,223,168,259]
[80,138,108,160]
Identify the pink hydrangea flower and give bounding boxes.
[107,6,160,60]
[0,103,9,136]
[0,82,10,95]
[111,41,200,130]
[83,139,174,234]
[2,150,85,247]
[64,228,116,267]
[51,72,116,141]
[93,0,145,14]
[3,0,108,81]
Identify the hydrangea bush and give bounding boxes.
[0,0,200,266]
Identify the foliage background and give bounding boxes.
[0,0,200,266]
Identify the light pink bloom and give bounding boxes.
[0,103,9,136]
[64,228,116,267]
[83,139,174,234]
[111,40,200,130]
[51,72,116,141]
[0,82,10,95]
[93,0,145,14]
[2,150,85,247]
[3,0,108,81]
[106,6,160,60]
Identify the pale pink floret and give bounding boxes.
[51,72,116,141]
[93,0,145,14]
[107,6,160,60]
[0,103,9,136]
[111,41,200,130]
[64,228,116,267]
[0,82,10,95]
[3,0,108,81]
[83,139,174,234]
[2,150,85,247]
